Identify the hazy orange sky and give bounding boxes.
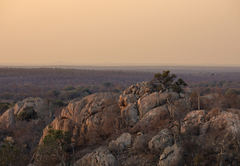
[0,0,240,66]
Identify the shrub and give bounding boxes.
[172,78,188,95]
[36,126,72,166]
[225,89,240,96]
[64,85,75,91]
[0,102,11,115]
[103,82,112,87]
[46,89,60,98]
[0,141,21,165]
[82,88,92,94]
[112,89,120,93]
[17,109,38,121]
[54,100,66,107]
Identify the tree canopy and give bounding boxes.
[152,70,187,94]
[35,126,72,166]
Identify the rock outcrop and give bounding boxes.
[131,105,168,133]
[0,108,15,127]
[0,97,52,127]
[121,103,139,127]
[200,110,240,146]
[132,132,148,151]
[138,91,179,118]
[181,110,206,135]
[40,92,121,145]
[148,129,174,152]
[109,133,131,151]
[158,144,182,166]
[118,81,154,126]
[74,147,117,166]
[118,81,180,128]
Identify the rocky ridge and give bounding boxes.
[1,81,239,166]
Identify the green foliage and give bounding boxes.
[59,91,79,100]
[47,89,60,97]
[225,89,240,96]
[103,81,112,87]
[64,85,75,91]
[17,109,37,121]
[172,78,188,94]
[36,126,72,166]
[112,89,120,93]
[82,88,92,94]
[153,70,177,90]
[0,141,21,166]
[0,102,11,115]
[53,100,66,107]
[2,92,13,100]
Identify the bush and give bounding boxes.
[64,85,75,91]
[46,89,60,98]
[36,126,72,166]
[17,109,38,121]
[172,78,188,95]
[54,100,66,107]
[0,102,11,115]
[1,92,14,100]
[103,82,112,87]
[112,89,120,93]
[225,89,240,96]
[82,88,92,94]
[0,141,21,165]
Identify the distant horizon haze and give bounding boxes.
[1,61,240,68]
[1,0,240,66]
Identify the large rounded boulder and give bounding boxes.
[40,92,121,145]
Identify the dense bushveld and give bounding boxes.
[1,68,240,102]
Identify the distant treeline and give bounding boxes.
[0,68,240,101]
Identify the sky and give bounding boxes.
[0,0,240,66]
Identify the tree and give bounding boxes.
[35,126,72,166]
[172,78,188,96]
[152,70,187,94]
[153,70,177,91]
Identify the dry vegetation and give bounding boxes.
[0,68,240,165]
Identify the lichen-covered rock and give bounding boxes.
[181,110,206,135]
[0,108,15,127]
[158,144,182,166]
[118,81,157,127]
[138,92,179,119]
[138,92,160,119]
[109,133,131,151]
[132,132,148,151]
[74,147,117,166]
[148,129,174,152]
[131,105,168,133]
[199,111,240,146]
[121,104,139,126]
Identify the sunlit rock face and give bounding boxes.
[39,92,121,145]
